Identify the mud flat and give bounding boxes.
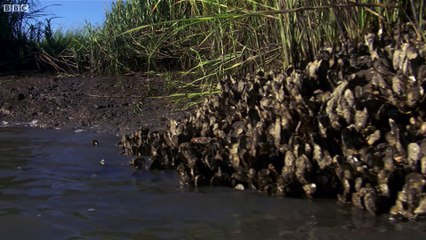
[0,73,182,134]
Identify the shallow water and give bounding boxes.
[1,127,426,240]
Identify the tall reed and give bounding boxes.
[31,1,426,100]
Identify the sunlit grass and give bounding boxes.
[2,0,425,104]
[96,0,410,102]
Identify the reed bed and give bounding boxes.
[2,0,425,100]
[67,1,423,85]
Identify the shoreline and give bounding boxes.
[0,73,183,135]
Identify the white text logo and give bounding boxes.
[3,4,29,13]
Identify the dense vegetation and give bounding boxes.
[1,0,425,94]
[1,0,41,71]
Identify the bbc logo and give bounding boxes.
[2,4,29,12]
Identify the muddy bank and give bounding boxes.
[0,73,182,134]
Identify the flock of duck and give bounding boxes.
[120,28,426,220]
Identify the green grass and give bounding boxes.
[2,0,425,102]
[92,0,421,103]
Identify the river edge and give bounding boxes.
[0,73,184,135]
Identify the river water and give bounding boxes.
[1,127,426,240]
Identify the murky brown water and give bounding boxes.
[1,127,426,240]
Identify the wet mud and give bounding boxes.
[0,73,182,134]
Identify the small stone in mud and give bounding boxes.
[94,104,107,110]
